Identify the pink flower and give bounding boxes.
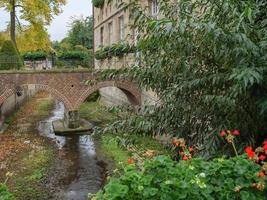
[233,130,239,136]
[188,147,193,152]
[220,130,226,137]
[259,155,266,161]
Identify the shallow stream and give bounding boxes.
[38,102,105,200]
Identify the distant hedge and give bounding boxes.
[56,50,93,69]
[58,51,88,60]
[22,51,48,61]
[0,40,23,70]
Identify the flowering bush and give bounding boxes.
[172,138,194,161]
[95,156,267,200]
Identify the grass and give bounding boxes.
[11,148,54,200]
[100,134,130,168]
[79,100,169,169]
[12,148,54,200]
[2,93,56,200]
[0,184,14,200]
[121,134,170,155]
[79,101,117,124]
[33,98,54,117]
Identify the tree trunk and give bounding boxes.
[10,0,17,47]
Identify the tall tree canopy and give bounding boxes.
[16,24,51,52]
[52,16,93,51]
[67,16,93,49]
[0,0,66,46]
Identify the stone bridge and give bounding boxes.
[0,70,141,128]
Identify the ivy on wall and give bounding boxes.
[95,43,136,60]
[92,0,105,8]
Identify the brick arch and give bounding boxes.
[74,80,142,109]
[0,84,72,111]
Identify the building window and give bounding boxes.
[151,0,159,16]
[100,27,104,46]
[119,16,125,41]
[108,22,113,45]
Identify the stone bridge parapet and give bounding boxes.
[0,70,141,128]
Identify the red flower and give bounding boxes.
[226,130,231,135]
[245,146,255,159]
[182,157,188,161]
[127,158,135,165]
[233,130,239,136]
[172,138,177,146]
[179,151,185,156]
[259,171,265,177]
[259,155,266,161]
[263,144,267,151]
[188,147,193,152]
[245,146,253,153]
[263,141,267,145]
[220,130,226,137]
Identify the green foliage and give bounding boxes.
[95,43,136,60]
[22,51,48,61]
[85,91,100,102]
[96,156,267,200]
[67,16,93,49]
[100,134,130,168]
[0,184,14,200]
[58,51,88,60]
[92,0,105,8]
[99,0,267,157]
[56,50,93,69]
[0,40,23,70]
[52,16,93,51]
[79,101,117,124]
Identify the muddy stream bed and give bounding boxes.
[38,102,107,200]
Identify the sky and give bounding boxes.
[0,0,92,41]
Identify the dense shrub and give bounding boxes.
[95,156,267,200]
[22,51,47,61]
[56,50,93,69]
[95,43,136,60]
[0,40,23,70]
[58,51,87,60]
[98,0,267,157]
[92,0,105,8]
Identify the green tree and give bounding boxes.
[0,0,66,47]
[0,40,23,70]
[0,31,8,47]
[101,0,267,157]
[67,16,93,49]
